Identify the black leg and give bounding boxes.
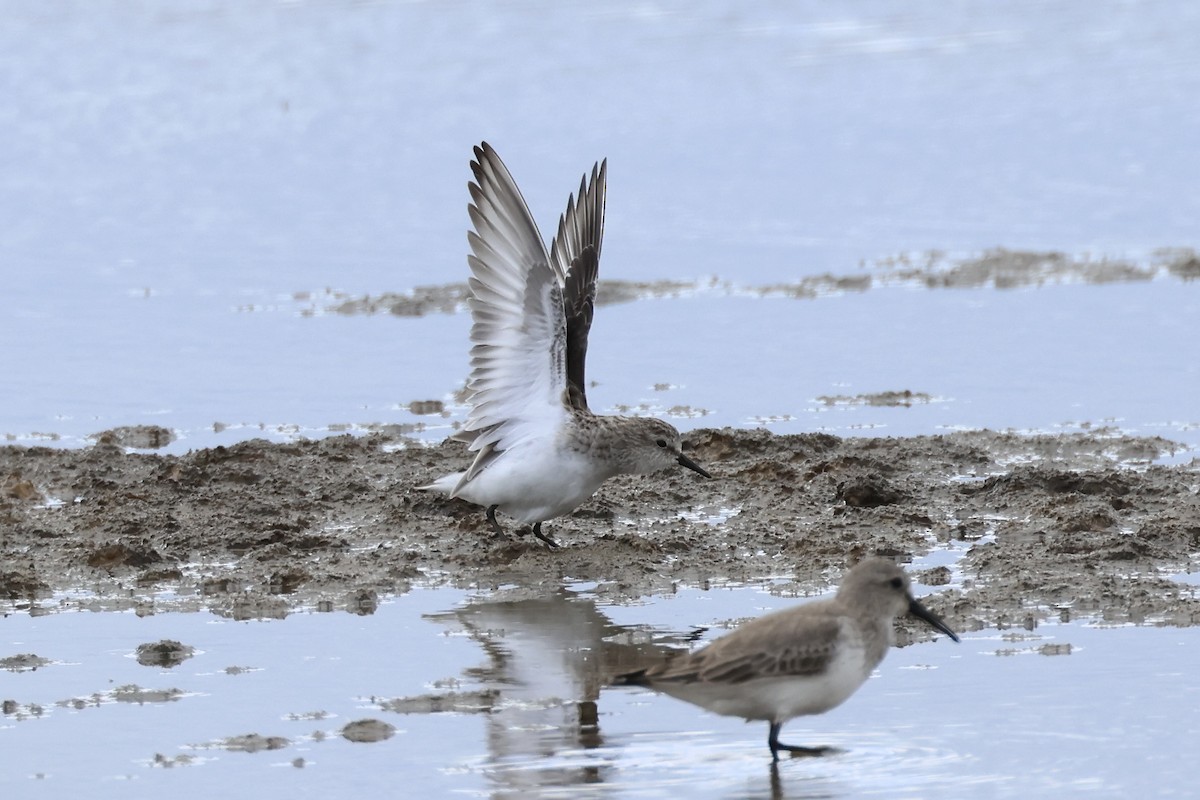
[768,722,833,761]
[485,505,505,535]
[486,507,559,548]
[530,522,560,549]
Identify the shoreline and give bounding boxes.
[3,428,1198,630]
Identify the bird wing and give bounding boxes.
[453,143,570,491]
[645,614,842,685]
[547,159,606,411]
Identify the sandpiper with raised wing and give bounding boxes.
[421,143,711,547]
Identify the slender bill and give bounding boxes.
[677,453,712,479]
[907,597,960,642]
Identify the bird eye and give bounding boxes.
[655,439,667,448]
[889,577,903,589]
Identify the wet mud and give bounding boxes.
[2,428,1198,634]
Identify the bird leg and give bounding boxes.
[768,722,834,761]
[530,522,561,549]
[485,506,560,548]
[485,505,505,536]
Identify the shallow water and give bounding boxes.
[3,2,1200,797]
[5,581,1198,798]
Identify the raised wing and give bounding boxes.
[548,159,606,410]
[453,143,570,491]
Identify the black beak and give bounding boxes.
[907,597,960,643]
[677,452,712,479]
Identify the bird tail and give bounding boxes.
[417,472,464,496]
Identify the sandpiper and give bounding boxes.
[420,143,711,547]
[613,558,959,760]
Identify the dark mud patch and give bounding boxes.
[1,429,1197,633]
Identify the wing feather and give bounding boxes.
[641,612,842,685]
[452,143,570,492]
[548,159,605,410]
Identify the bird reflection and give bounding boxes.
[423,587,674,794]
[419,588,853,800]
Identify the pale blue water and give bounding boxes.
[2,2,1199,797]
[4,583,1198,798]
[1,0,1196,454]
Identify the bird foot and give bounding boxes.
[774,744,838,761]
[528,523,560,549]
[484,507,560,548]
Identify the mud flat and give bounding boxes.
[2,428,1197,631]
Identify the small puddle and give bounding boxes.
[3,573,1198,797]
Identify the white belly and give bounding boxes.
[453,441,608,524]
[658,640,872,723]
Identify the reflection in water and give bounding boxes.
[419,589,851,800]
[422,588,675,796]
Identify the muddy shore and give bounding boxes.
[2,428,1198,633]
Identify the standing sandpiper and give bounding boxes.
[613,558,959,760]
[420,143,711,547]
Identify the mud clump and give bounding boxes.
[0,569,48,600]
[3,472,43,502]
[90,425,176,450]
[835,476,905,508]
[0,653,52,672]
[379,690,501,715]
[214,734,289,752]
[341,719,396,743]
[135,640,195,668]
[0,429,1196,631]
[87,542,166,570]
